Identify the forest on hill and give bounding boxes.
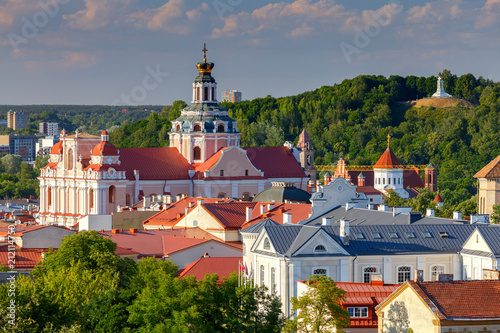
[110,70,500,215]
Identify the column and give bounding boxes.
[383,257,392,284]
[340,259,349,282]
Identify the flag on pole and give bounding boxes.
[244,263,248,276]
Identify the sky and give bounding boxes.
[0,0,499,105]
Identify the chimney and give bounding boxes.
[368,204,375,210]
[438,274,453,282]
[189,201,195,208]
[340,219,350,245]
[414,270,424,282]
[260,205,266,215]
[346,202,357,211]
[197,199,204,206]
[322,217,331,226]
[111,229,119,234]
[144,196,151,208]
[371,274,384,286]
[185,207,189,216]
[378,205,389,212]
[453,211,462,220]
[408,211,422,224]
[129,228,137,234]
[483,269,500,280]
[203,252,209,258]
[283,212,292,224]
[267,203,275,211]
[176,194,182,202]
[316,180,321,193]
[246,207,253,222]
[426,208,435,217]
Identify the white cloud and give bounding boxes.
[63,0,135,30]
[0,0,44,30]
[24,51,97,70]
[475,0,500,29]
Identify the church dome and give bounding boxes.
[91,130,118,156]
[253,182,311,204]
[374,147,402,168]
[50,141,63,155]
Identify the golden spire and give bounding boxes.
[387,134,391,148]
[202,43,208,63]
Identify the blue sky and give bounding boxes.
[0,0,498,105]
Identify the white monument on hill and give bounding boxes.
[432,77,452,98]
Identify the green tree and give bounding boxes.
[490,204,500,224]
[1,154,23,174]
[285,275,350,333]
[383,190,406,207]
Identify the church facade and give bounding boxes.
[38,47,311,227]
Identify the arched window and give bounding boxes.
[307,155,311,166]
[193,146,201,160]
[263,238,271,250]
[383,178,385,185]
[126,194,131,206]
[388,178,391,184]
[89,188,94,210]
[204,86,208,101]
[67,148,73,170]
[175,124,180,132]
[211,87,215,101]
[271,267,276,294]
[217,124,225,132]
[314,244,326,252]
[431,265,444,281]
[217,192,226,198]
[193,124,202,132]
[196,87,200,101]
[313,268,327,275]
[47,187,52,207]
[109,186,115,203]
[397,266,411,283]
[260,265,265,285]
[363,267,378,283]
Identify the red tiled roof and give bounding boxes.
[374,148,403,168]
[202,202,258,228]
[50,141,63,155]
[161,236,209,255]
[243,146,307,178]
[0,245,44,269]
[91,141,118,156]
[143,197,230,227]
[241,202,312,229]
[195,148,227,173]
[434,193,443,203]
[474,155,500,178]
[409,280,500,319]
[0,225,73,237]
[356,186,382,196]
[114,246,139,256]
[41,162,59,170]
[177,256,241,283]
[119,148,194,180]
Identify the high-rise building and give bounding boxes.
[7,111,28,130]
[222,90,242,103]
[39,122,59,136]
[7,135,38,161]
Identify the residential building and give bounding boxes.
[475,155,500,215]
[376,278,500,333]
[222,90,242,103]
[0,134,38,161]
[7,110,28,130]
[39,122,59,136]
[38,48,309,227]
[36,136,59,157]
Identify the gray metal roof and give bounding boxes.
[304,206,466,226]
[261,223,489,257]
[241,218,280,234]
[478,226,500,255]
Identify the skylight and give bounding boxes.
[389,232,399,239]
[355,233,364,239]
[372,233,382,239]
[423,232,432,238]
[406,232,416,239]
[439,231,449,238]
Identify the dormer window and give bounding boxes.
[314,244,326,252]
[263,237,270,250]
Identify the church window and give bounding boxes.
[306,142,310,150]
[89,188,94,210]
[397,266,411,283]
[109,186,115,203]
[193,124,202,132]
[388,178,391,184]
[175,124,180,132]
[193,146,201,160]
[211,87,215,101]
[67,148,73,170]
[204,86,209,101]
[196,87,200,101]
[218,192,226,198]
[383,178,385,185]
[398,178,401,184]
[430,265,444,281]
[245,169,249,176]
[271,267,276,294]
[307,155,311,166]
[313,268,327,275]
[314,244,326,252]
[394,178,396,185]
[220,170,224,176]
[47,187,52,207]
[263,237,271,250]
[363,267,378,283]
[260,265,265,285]
[217,124,225,132]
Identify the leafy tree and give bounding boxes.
[1,154,23,174]
[383,190,406,208]
[490,204,500,224]
[285,275,350,333]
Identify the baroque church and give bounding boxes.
[38,46,314,226]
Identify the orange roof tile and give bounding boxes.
[241,202,311,229]
[474,155,500,178]
[91,141,118,156]
[434,193,443,203]
[243,146,307,178]
[195,148,227,173]
[202,202,258,228]
[356,186,382,196]
[177,256,242,283]
[409,280,500,319]
[373,148,403,168]
[0,245,44,269]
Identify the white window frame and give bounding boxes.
[397,265,412,283]
[260,265,265,286]
[363,266,379,283]
[430,265,444,282]
[270,267,276,294]
[347,307,369,318]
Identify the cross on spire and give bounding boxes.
[387,134,391,148]
[202,43,208,62]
